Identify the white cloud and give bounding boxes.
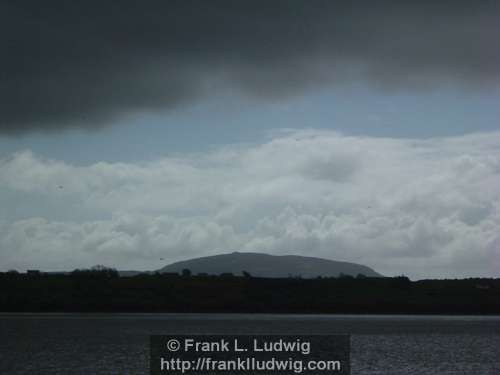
[1,130,499,278]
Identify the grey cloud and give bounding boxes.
[1,1,499,134]
[299,153,360,181]
[1,130,499,278]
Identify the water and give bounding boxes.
[1,314,499,374]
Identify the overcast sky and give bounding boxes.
[1,1,499,279]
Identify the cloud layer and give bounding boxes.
[2,1,500,134]
[1,130,499,278]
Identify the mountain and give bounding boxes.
[157,252,382,278]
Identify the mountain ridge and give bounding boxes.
[157,252,383,278]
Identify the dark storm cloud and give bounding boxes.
[1,0,499,134]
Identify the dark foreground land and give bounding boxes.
[1,270,499,314]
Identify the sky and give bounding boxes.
[1,1,499,279]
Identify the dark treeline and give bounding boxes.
[1,269,499,314]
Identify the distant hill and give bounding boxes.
[157,252,382,278]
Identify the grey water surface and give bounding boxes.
[1,314,499,374]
